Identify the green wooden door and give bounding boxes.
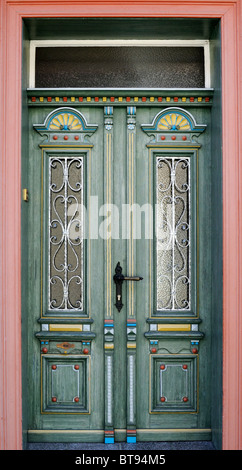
[26,90,213,443]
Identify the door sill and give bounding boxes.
[27,428,212,443]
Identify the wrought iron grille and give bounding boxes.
[48,155,83,311]
[156,155,191,310]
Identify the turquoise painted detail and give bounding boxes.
[105,437,114,444]
[127,436,136,443]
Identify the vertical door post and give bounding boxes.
[103,106,115,443]
[126,107,137,442]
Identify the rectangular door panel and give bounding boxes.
[27,105,105,440]
[41,355,90,414]
[136,105,211,439]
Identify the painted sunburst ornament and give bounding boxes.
[49,112,83,131]
[157,113,191,131]
[33,108,98,143]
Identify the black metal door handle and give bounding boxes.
[113,262,143,311]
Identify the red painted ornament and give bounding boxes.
[183,396,189,402]
[74,364,79,370]
[52,397,57,402]
[74,136,79,140]
[192,347,198,354]
[160,364,166,370]
[182,364,188,369]
[83,348,89,354]
[151,347,157,353]
[182,136,187,141]
[42,347,48,354]
[53,135,58,140]
[160,397,166,402]
[161,136,166,140]
[52,365,57,370]
[171,136,176,140]
[74,397,79,403]
[64,135,69,140]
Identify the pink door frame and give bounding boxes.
[0,0,241,450]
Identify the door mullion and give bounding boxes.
[103,106,115,444]
[126,106,137,443]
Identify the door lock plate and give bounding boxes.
[113,262,143,312]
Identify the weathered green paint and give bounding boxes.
[135,104,212,435]
[24,94,215,442]
[25,105,105,437]
[19,16,223,449]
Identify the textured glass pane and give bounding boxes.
[156,156,190,310]
[49,155,83,311]
[35,47,204,88]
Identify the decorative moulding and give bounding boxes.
[141,107,207,144]
[27,89,214,108]
[33,107,98,144]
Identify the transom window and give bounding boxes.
[29,40,210,88]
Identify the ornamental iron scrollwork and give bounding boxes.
[156,156,191,311]
[49,155,83,311]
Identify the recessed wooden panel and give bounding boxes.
[150,355,197,413]
[41,355,90,413]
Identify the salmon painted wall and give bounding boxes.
[0,0,241,450]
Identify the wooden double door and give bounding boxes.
[26,91,212,443]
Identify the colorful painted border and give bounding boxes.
[27,91,213,107]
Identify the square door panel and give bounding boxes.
[41,355,90,414]
[150,355,198,413]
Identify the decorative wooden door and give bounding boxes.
[26,90,213,443]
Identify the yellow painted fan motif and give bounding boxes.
[49,113,83,131]
[157,113,191,131]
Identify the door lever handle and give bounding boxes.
[113,262,143,311]
[123,276,143,281]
